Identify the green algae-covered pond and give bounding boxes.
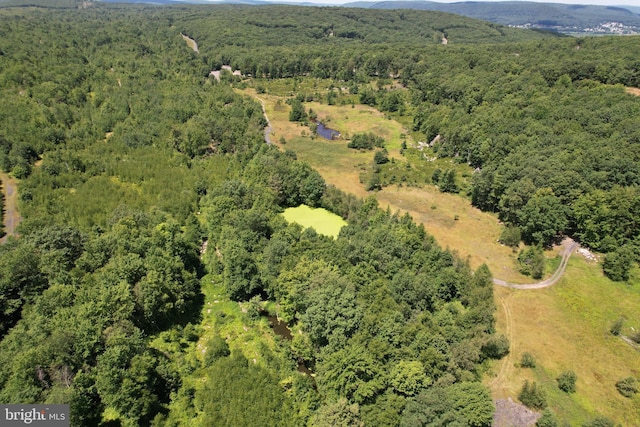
[281,205,347,239]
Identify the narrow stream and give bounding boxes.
[265,315,314,378]
[266,315,293,340]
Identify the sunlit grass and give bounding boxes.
[198,277,271,366]
[181,34,198,53]
[304,101,410,157]
[155,272,297,427]
[375,185,530,282]
[0,172,22,241]
[488,258,640,425]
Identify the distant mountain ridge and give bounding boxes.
[1,0,638,34]
[0,0,80,6]
[342,1,640,34]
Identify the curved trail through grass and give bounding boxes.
[493,238,579,289]
[491,291,515,390]
[490,239,578,425]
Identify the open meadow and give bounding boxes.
[490,258,640,425]
[241,85,528,282]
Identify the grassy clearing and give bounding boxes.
[375,185,530,283]
[488,257,640,425]
[151,272,298,426]
[180,34,198,53]
[244,81,620,281]
[305,101,408,157]
[285,134,372,196]
[282,204,347,239]
[626,87,640,96]
[195,274,289,370]
[242,87,409,158]
[241,86,529,281]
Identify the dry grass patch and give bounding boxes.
[251,93,303,142]
[376,185,529,282]
[487,258,640,425]
[284,135,372,195]
[625,87,640,96]
[0,172,22,242]
[180,34,198,53]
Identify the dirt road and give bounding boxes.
[493,238,579,289]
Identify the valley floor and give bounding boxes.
[244,86,640,425]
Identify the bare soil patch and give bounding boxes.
[493,398,540,427]
[626,87,640,96]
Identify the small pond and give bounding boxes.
[315,121,340,140]
[282,205,347,239]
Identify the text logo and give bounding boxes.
[1,405,69,426]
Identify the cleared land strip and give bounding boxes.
[181,33,198,53]
[493,238,579,289]
[256,96,273,144]
[0,173,21,243]
[626,87,640,96]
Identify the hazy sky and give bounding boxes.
[278,0,640,6]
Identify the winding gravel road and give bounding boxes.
[493,238,579,289]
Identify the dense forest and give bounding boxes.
[0,3,638,426]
